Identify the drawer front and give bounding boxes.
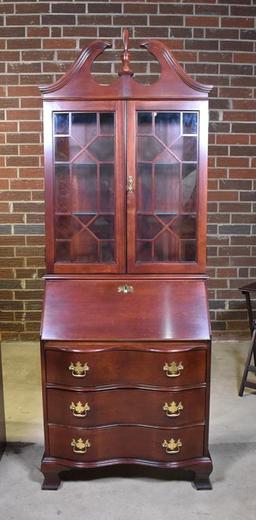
[48,424,205,463]
[45,348,206,387]
[47,387,206,428]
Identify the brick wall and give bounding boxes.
[0,0,256,341]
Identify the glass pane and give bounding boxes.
[135,110,199,264]
[172,136,197,162]
[88,136,114,161]
[137,136,164,161]
[182,164,197,212]
[170,215,196,239]
[155,164,180,213]
[54,113,69,135]
[56,240,70,261]
[100,241,115,262]
[180,240,196,261]
[53,111,116,265]
[72,164,97,213]
[183,113,197,134]
[100,113,114,135]
[154,231,179,262]
[55,165,70,213]
[100,164,114,212]
[137,215,162,239]
[55,215,82,239]
[155,112,180,146]
[89,215,114,239]
[138,112,152,134]
[136,241,152,262]
[72,229,98,262]
[137,163,152,211]
[55,137,70,162]
[71,113,97,146]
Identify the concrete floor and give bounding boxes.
[0,340,256,519]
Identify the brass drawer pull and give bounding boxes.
[163,361,184,378]
[69,361,90,378]
[70,401,90,417]
[162,438,182,454]
[71,438,91,454]
[163,401,183,417]
[117,284,134,294]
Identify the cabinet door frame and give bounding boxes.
[126,100,209,274]
[44,100,126,274]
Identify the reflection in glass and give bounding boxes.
[137,215,162,239]
[182,164,197,212]
[137,136,164,161]
[55,137,70,162]
[89,215,114,239]
[101,241,115,262]
[155,164,180,213]
[137,163,152,211]
[88,136,114,161]
[183,113,197,134]
[100,164,114,212]
[155,112,180,145]
[181,240,196,261]
[55,215,82,239]
[72,164,97,212]
[136,241,152,262]
[72,229,98,262]
[138,112,152,134]
[54,113,69,135]
[56,240,70,261]
[154,231,179,261]
[100,113,114,135]
[170,215,196,239]
[172,136,197,162]
[71,113,97,146]
[55,165,70,213]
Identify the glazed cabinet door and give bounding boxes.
[44,100,125,273]
[126,101,208,274]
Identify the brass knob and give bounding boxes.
[162,438,182,454]
[163,401,183,417]
[70,401,90,417]
[163,361,184,378]
[68,361,90,378]
[117,284,134,294]
[71,438,91,454]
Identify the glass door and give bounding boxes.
[45,101,125,273]
[127,101,208,274]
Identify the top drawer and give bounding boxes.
[45,348,207,388]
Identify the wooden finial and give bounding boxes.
[118,28,133,76]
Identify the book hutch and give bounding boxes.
[40,30,213,490]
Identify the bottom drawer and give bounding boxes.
[48,424,204,463]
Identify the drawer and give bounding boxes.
[47,387,206,428]
[48,424,205,463]
[45,348,206,388]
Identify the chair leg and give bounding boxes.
[239,328,256,396]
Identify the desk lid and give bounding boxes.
[41,278,211,342]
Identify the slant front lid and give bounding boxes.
[41,279,210,341]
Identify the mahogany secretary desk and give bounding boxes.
[40,31,213,490]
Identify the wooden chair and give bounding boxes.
[239,282,256,396]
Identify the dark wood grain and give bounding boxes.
[40,33,212,490]
[45,347,206,388]
[47,387,206,428]
[48,424,205,463]
[41,279,211,341]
